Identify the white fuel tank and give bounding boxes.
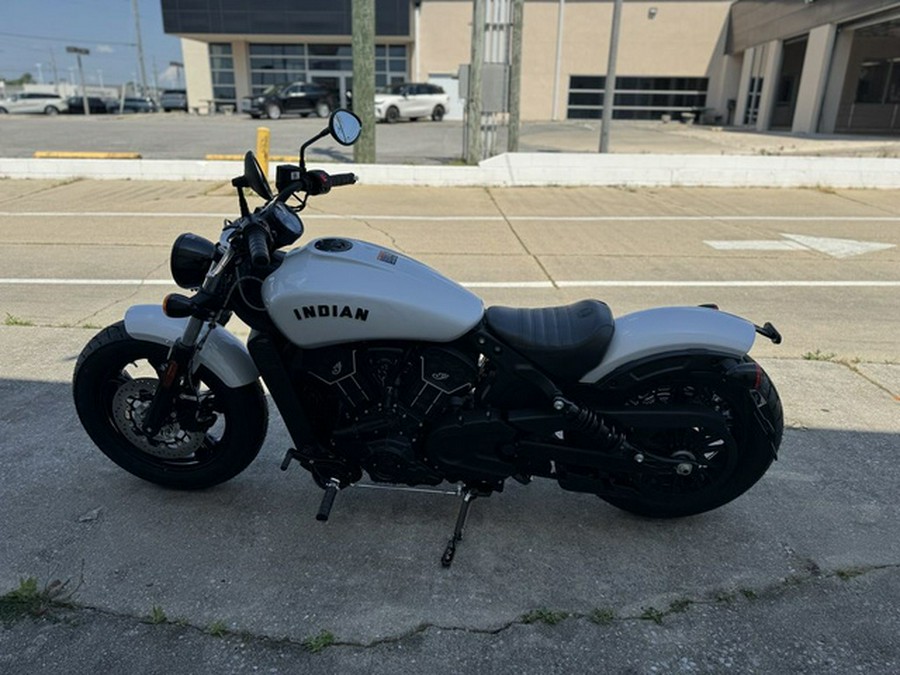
[262,238,484,348]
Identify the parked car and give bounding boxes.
[242,82,336,120]
[374,83,449,123]
[0,92,68,115]
[159,89,188,112]
[119,97,159,114]
[65,96,113,114]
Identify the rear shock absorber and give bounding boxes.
[553,396,627,453]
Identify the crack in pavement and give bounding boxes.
[11,562,899,652]
[485,187,557,288]
[73,259,169,325]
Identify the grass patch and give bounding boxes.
[0,575,80,624]
[640,607,665,625]
[4,313,35,327]
[803,349,836,362]
[146,605,167,625]
[521,608,568,625]
[302,629,336,653]
[207,620,228,637]
[836,567,866,581]
[740,589,758,600]
[589,608,616,625]
[668,598,693,614]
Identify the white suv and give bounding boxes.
[0,92,68,115]
[374,83,450,123]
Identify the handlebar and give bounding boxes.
[245,223,270,268]
[329,172,358,188]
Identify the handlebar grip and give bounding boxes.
[329,172,358,187]
[246,225,270,268]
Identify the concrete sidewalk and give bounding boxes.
[1,326,898,672]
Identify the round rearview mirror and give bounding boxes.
[243,151,273,200]
[329,109,362,146]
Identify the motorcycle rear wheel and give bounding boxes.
[73,322,268,489]
[594,359,782,518]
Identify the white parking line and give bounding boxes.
[3,211,900,222]
[1,278,898,289]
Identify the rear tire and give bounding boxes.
[593,358,782,518]
[431,105,445,122]
[44,106,60,116]
[315,101,331,118]
[73,322,268,490]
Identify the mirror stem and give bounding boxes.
[299,128,331,172]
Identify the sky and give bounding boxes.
[0,0,183,89]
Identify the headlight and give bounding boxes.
[170,233,216,289]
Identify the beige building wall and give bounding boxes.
[418,1,733,120]
[181,38,214,113]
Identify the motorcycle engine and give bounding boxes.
[294,345,477,485]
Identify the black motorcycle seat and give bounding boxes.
[485,300,615,381]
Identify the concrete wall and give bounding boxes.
[418,0,733,120]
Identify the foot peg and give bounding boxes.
[316,479,341,522]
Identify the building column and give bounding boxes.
[181,38,213,113]
[231,41,250,102]
[734,47,755,127]
[818,27,854,134]
[756,39,782,132]
[792,24,838,134]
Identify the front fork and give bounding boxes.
[141,244,234,436]
[140,317,206,436]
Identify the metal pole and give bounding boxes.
[76,54,89,115]
[466,0,486,164]
[507,0,523,152]
[132,0,149,96]
[599,0,623,153]
[552,0,565,120]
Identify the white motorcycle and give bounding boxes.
[73,110,784,565]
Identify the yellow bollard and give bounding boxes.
[256,126,271,181]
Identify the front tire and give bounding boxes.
[385,106,400,123]
[592,358,782,518]
[265,103,282,120]
[73,322,268,489]
[315,101,331,118]
[431,105,445,121]
[44,106,60,116]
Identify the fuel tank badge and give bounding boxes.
[377,250,398,265]
[293,305,370,322]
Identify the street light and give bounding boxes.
[66,46,90,115]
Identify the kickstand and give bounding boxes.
[441,489,478,568]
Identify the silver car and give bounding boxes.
[0,92,69,115]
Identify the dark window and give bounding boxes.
[567,75,708,120]
[856,60,890,103]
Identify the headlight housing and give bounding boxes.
[170,233,216,289]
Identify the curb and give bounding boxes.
[2,153,900,189]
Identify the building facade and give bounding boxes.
[162,0,900,134]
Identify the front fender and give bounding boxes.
[580,307,756,383]
[124,305,259,388]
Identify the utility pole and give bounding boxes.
[352,0,376,163]
[66,46,90,115]
[465,0,486,164]
[49,49,60,92]
[132,0,149,96]
[599,0,623,153]
[507,0,524,152]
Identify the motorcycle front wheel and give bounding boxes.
[73,322,268,489]
[591,358,782,518]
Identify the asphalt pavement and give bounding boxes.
[1,174,899,673]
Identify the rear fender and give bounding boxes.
[580,307,756,384]
[124,305,258,388]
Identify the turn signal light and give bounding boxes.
[162,294,194,318]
